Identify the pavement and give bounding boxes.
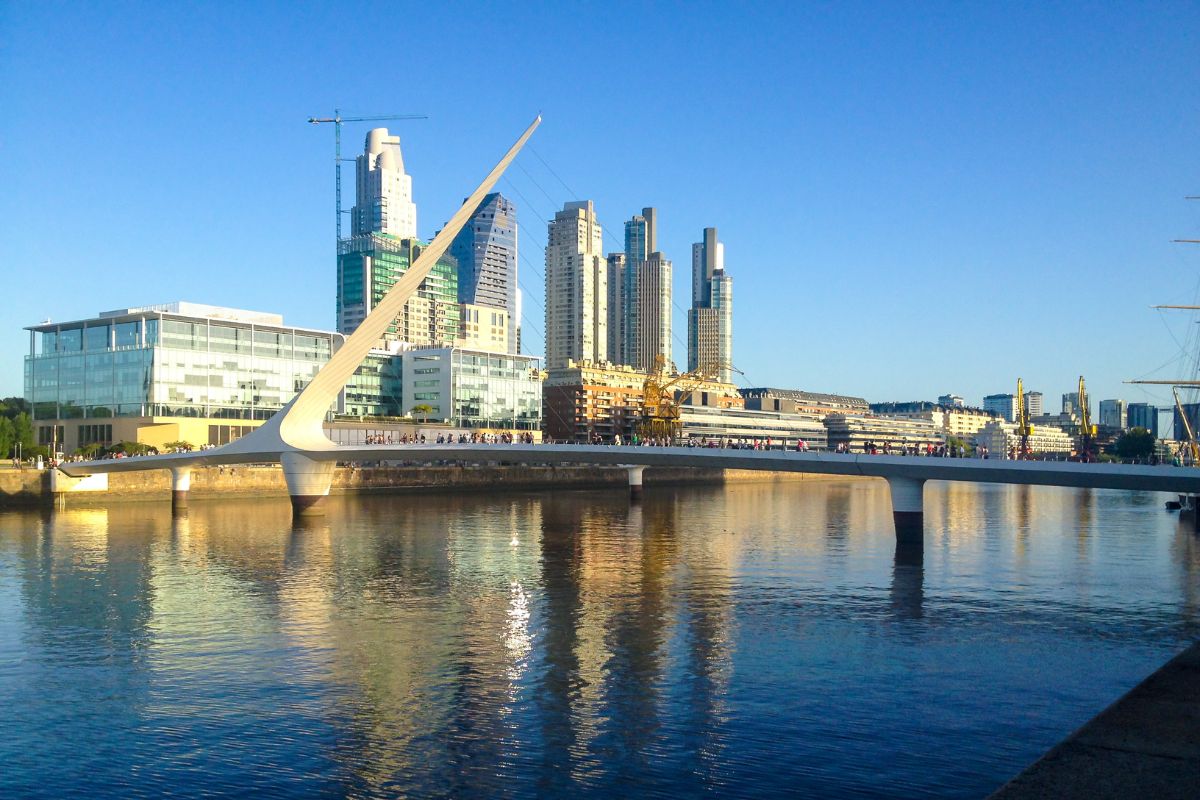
[988,641,1200,799]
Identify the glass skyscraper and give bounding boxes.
[688,227,734,383]
[449,192,519,354]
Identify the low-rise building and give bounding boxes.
[542,360,646,442]
[741,387,869,417]
[824,414,945,452]
[679,405,827,448]
[973,420,1074,458]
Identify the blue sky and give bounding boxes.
[2,1,1198,410]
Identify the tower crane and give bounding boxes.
[639,356,740,442]
[1016,377,1031,459]
[307,110,428,241]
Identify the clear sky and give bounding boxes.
[2,1,1198,411]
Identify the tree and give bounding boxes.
[163,440,194,452]
[12,413,35,455]
[1115,427,1155,460]
[110,441,158,456]
[0,417,13,460]
[0,397,29,420]
[411,404,434,422]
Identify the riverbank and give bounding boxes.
[989,640,1200,799]
[0,463,862,507]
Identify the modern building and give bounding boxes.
[605,252,626,363]
[1024,391,1044,418]
[687,227,734,382]
[622,208,672,372]
[973,420,1074,458]
[449,192,519,354]
[938,394,965,408]
[25,302,344,453]
[457,303,510,355]
[1099,399,1127,431]
[398,347,543,433]
[1174,403,1200,443]
[679,405,827,448]
[888,407,997,441]
[741,387,870,417]
[337,234,460,345]
[544,201,607,370]
[1127,402,1158,437]
[983,393,1017,422]
[542,360,646,442]
[350,128,417,240]
[824,414,945,451]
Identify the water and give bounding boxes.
[1,479,1198,799]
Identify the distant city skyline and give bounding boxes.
[2,3,1198,408]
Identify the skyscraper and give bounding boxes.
[622,208,672,373]
[450,193,518,353]
[337,129,459,346]
[351,128,417,239]
[545,201,607,370]
[605,252,626,363]
[1127,402,1158,437]
[687,227,733,382]
[1099,399,1127,430]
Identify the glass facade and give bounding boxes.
[25,313,342,422]
[449,350,542,431]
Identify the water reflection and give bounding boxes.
[1,481,1199,799]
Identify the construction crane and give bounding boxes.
[1076,375,1097,462]
[307,109,428,241]
[1015,377,1031,459]
[638,356,737,442]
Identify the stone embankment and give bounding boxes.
[0,464,850,507]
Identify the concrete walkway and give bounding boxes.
[989,641,1200,798]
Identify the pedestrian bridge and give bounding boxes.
[57,444,1200,543]
[48,115,1200,543]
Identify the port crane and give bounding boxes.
[1077,375,1097,462]
[1015,377,1031,459]
[639,356,742,442]
[307,109,428,241]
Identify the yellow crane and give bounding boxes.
[638,356,737,442]
[1077,375,1097,462]
[1172,386,1200,464]
[1016,378,1031,459]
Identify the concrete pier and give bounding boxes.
[989,641,1200,799]
[886,476,925,544]
[626,465,646,500]
[170,467,191,511]
[281,453,335,516]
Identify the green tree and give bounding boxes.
[12,413,35,455]
[1115,426,1156,460]
[411,403,434,422]
[0,397,30,420]
[0,417,13,461]
[75,442,104,459]
[110,441,157,456]
[163,440,194,452]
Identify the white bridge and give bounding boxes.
[54,115,1200,542]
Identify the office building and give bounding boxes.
[1099,399,1127,431]
[741,387,870,417]
[688,227,734,382]
[1127,402,1158,437]
[1174,403,1200,443]
[449,192,519,354]
[544,201,607,369]
[938,394,965,408]
[398,347,542,433]
[25,302,345,452]
[824,414,945,451]
[983,393,1017,422]
[679,405,827,448]
[337,234,460,346]
[622,208,672,372]
[1024,391,1043,418]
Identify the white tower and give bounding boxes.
[351,128,417,239]
[545,201,607,370]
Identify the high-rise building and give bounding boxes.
[1062,392,1078,416]
[983,393,1017,422]
[1024,391,1043,418]
[687,227,733,382]
[450,193,519,354]
[1127,402,1158,437]
[622,208,672,372]
[351,128,417,239]
[337,129,459,346]
[1099,399,1127,430]
[606,252,627,363]
[938,394,965,408]
[544,201,607,370]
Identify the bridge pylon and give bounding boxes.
[171,467,192,513]
[282,452,336,516]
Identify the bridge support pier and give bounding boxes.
[170,467,192,512]
[282,452,335,516]
[626,465,646,501]
[886,476,925,545]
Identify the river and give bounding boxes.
[1,479,1197,798]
